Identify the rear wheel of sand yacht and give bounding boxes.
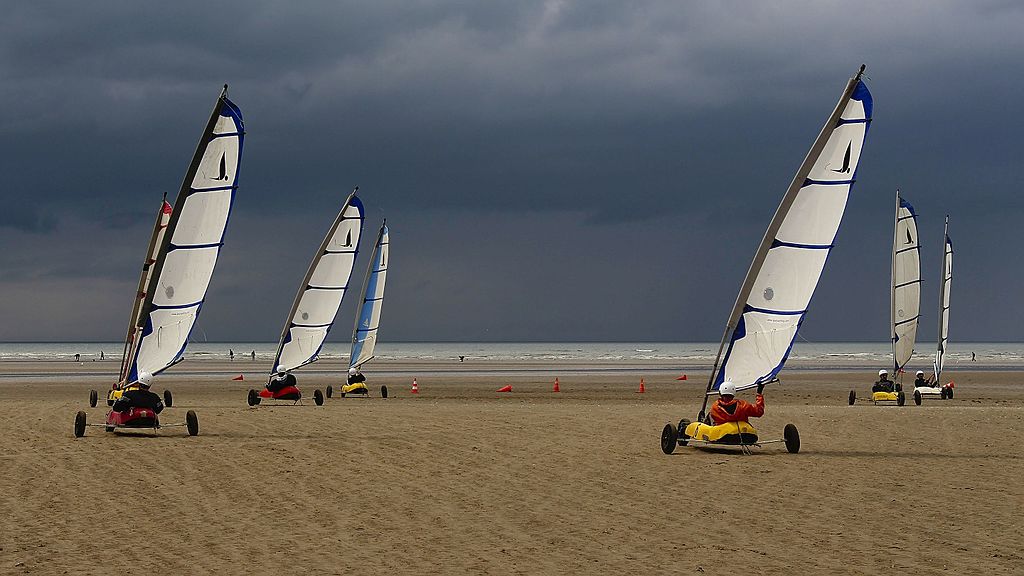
[314,390,324,406]
[380,385,388,399]
[164,390,173,408]
[677,419,691,446]
[661,423,678,455]
[784,424,800,454]
[914,390,922,405]
[897,391,906,406]
[89,390,98,408]
[186,410,199,436]
[74,411,87,438]
[848,390,856,406]
[947,388,954,399]
[326,386,333,399]
[247,389,259,407]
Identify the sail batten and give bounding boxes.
[272,191,365,374]
[349,222,389,369]
[122,90,244,385]
[704,67,872,401]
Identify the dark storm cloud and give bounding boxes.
[2,1,1023,342]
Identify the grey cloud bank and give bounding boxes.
[1,1,1023,342]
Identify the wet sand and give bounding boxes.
[0,359,1021,575]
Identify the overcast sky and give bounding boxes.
[2,1,1023,343]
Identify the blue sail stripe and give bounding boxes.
[742,305,808,316]
[771,239,833,250]
[803,178,855,187]
[149,301,203,311]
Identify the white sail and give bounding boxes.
[891,191,921,372]
[125,87,244,384]
[934,218,953,380]
[272,191,364,373]
[709,67,872,393]
[349,222,389,369]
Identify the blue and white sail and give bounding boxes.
[709,67,872,393]
[272,190,364,374]
[349,221,389,369]
[124,87,244,385]
[891,191,921,373]
[933,218,953,381]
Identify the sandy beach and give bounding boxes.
[1,359,1021,575]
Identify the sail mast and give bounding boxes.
[890,190,900,375]
[699,65,868,418]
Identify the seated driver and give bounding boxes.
[872,369,895,393]
[709,381,765,425]
[267,366,297,393]
[913,370,935,388]
[112,372,164,414]
[347,367,366,386]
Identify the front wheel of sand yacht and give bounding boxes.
[163,390,173,407]
[380,385,388,398]
[247,389,260,407]
[897,391,906,406]
[74,411,87,438]
[186,410,199,436]
[326,386,333,399]
[314,390,324,406]
[784,424,800,454]
[89,390,98,408]
[914,390,923,405]
[848,390,856,405]
[661,423,678,455]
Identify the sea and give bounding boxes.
[1,342,1022,369]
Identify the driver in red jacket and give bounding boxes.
[709,380,765,424]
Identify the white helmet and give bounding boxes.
[348,367,358,375]
[719,381,737,396]
[916,370,924,376]
[138,372,154,388]
[878,369,888,377]
[276,365,287,376]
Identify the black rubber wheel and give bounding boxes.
[340,392,346,398]
[914,390,922,405]
[661,423,678,455]
[380,385,388,399]
[897,391,906,406]
[848,390,856,406]
[314,389,324,406]
[247,389,258,407]
[89,390,98,408]
[896,382,903,392]
[107,398,115,407]
[74,411,87,438]
[784,423,801,454]
[947,388,954,399]
[105,425,115,433]
[186,410,199,436]
[326,386,333,399]
[163,389,173,407]
[677,418,691,446]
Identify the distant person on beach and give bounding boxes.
[112,373,164,414]
[872,369,895,393]
[251,350,256,361]
[100,351,104,360]
[347,367,366,385]
[266,367,296,393]
[75,353,80,362]
[459,355,465,363]
[708,381,765,425]
[972,352,976,362]
[229,349,235,361]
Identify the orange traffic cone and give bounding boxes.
[232,374,244,381]
[636,378,645,393]
[497,384,512,393]
[675,374,688,381]
[411,378,419,394]
[553,377,560,393]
